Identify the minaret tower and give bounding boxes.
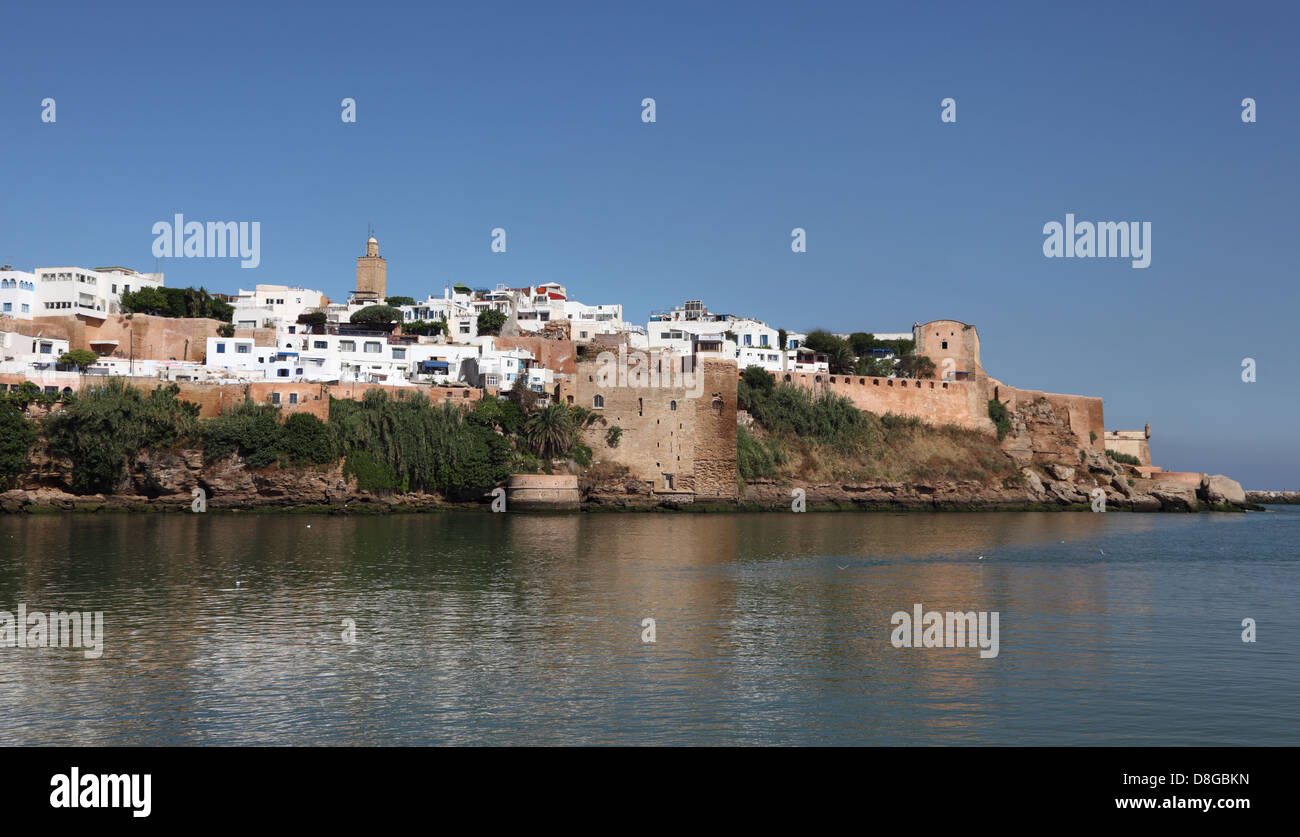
[355,224,387,302]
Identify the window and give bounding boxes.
[21,304,28,313]
[289,393,298,405]
[670,400,677,411]
[339,340,356,352]
[271,392,281,404]
[391,348,405,359]
[2,303,9,312]
[363,342,381,354]
[216,343,226,353]
[941,341,948,349]
[236,344,250,354]
[39,343,52,354]
[314,341,327,349]
[593,394,604,409]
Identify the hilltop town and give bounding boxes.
[0,235,1249,513]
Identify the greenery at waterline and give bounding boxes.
[0,401,37,488]
[737,366,1014,485]
[43,379,200,493]
[15,377,613,498]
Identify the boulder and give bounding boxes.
[1200,474,1246,507]
[1021,468,1046,500]
[1083,450,1116,476]
[1151,483,1200,511]
[1047,464,1075,481]
[1047,480,1087,504]
[1110,475,1132,497]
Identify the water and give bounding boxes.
[0,507,1295,745]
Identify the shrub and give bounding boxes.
[987,400,1012,441]
[1106,449,1141,466]
[280,412,336,464]
[477,308,506,336]
[604,425,622,448]
[44,379,199,493]
[201,401,283,467]
[737,425,775,480]
[330,389,508,498]
[0,402,36,488]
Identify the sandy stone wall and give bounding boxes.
[492,336,577,375]
[576,358,737,498]
[27,313,225,362]
[781,371,994,432]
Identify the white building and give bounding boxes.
[0,329,70,370]
[3,266,164,322]
[563,301,625,342]
[0,269,38,320]
[229,284,327,330]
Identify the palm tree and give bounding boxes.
[522,404,575,459]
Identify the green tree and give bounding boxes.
[44,379,199,493]
[384,296,416,308]
[349,305,402,328]
[0,402,36,488]
[898,354,936,379]
[120,286,233,321]
[522,404,576,459]
[477,308,506,336]
[58,349,99,370]
[848,332,875,355]
[296,311,327,333]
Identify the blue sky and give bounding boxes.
[2,1,1297,487]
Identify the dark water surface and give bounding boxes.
[0,507,1295,745]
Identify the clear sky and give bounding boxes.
[2,1,1297,487]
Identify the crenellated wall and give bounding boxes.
[777,370,995,432]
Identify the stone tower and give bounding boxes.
[355,232,386,302]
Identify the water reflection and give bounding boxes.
[0,509,1293,745]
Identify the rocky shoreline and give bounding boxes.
[0,446,1264,515]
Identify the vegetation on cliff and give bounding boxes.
[0,400,37,489]
[738,368,1016,485]
[43,379,199,492]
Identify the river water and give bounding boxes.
[0,507,1295,745]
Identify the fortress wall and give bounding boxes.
[6,376,480,420]
[782,371,994,432]
[29,314,225,362]
[576,358,737,497]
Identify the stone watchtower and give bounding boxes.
[354,231,386,302]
